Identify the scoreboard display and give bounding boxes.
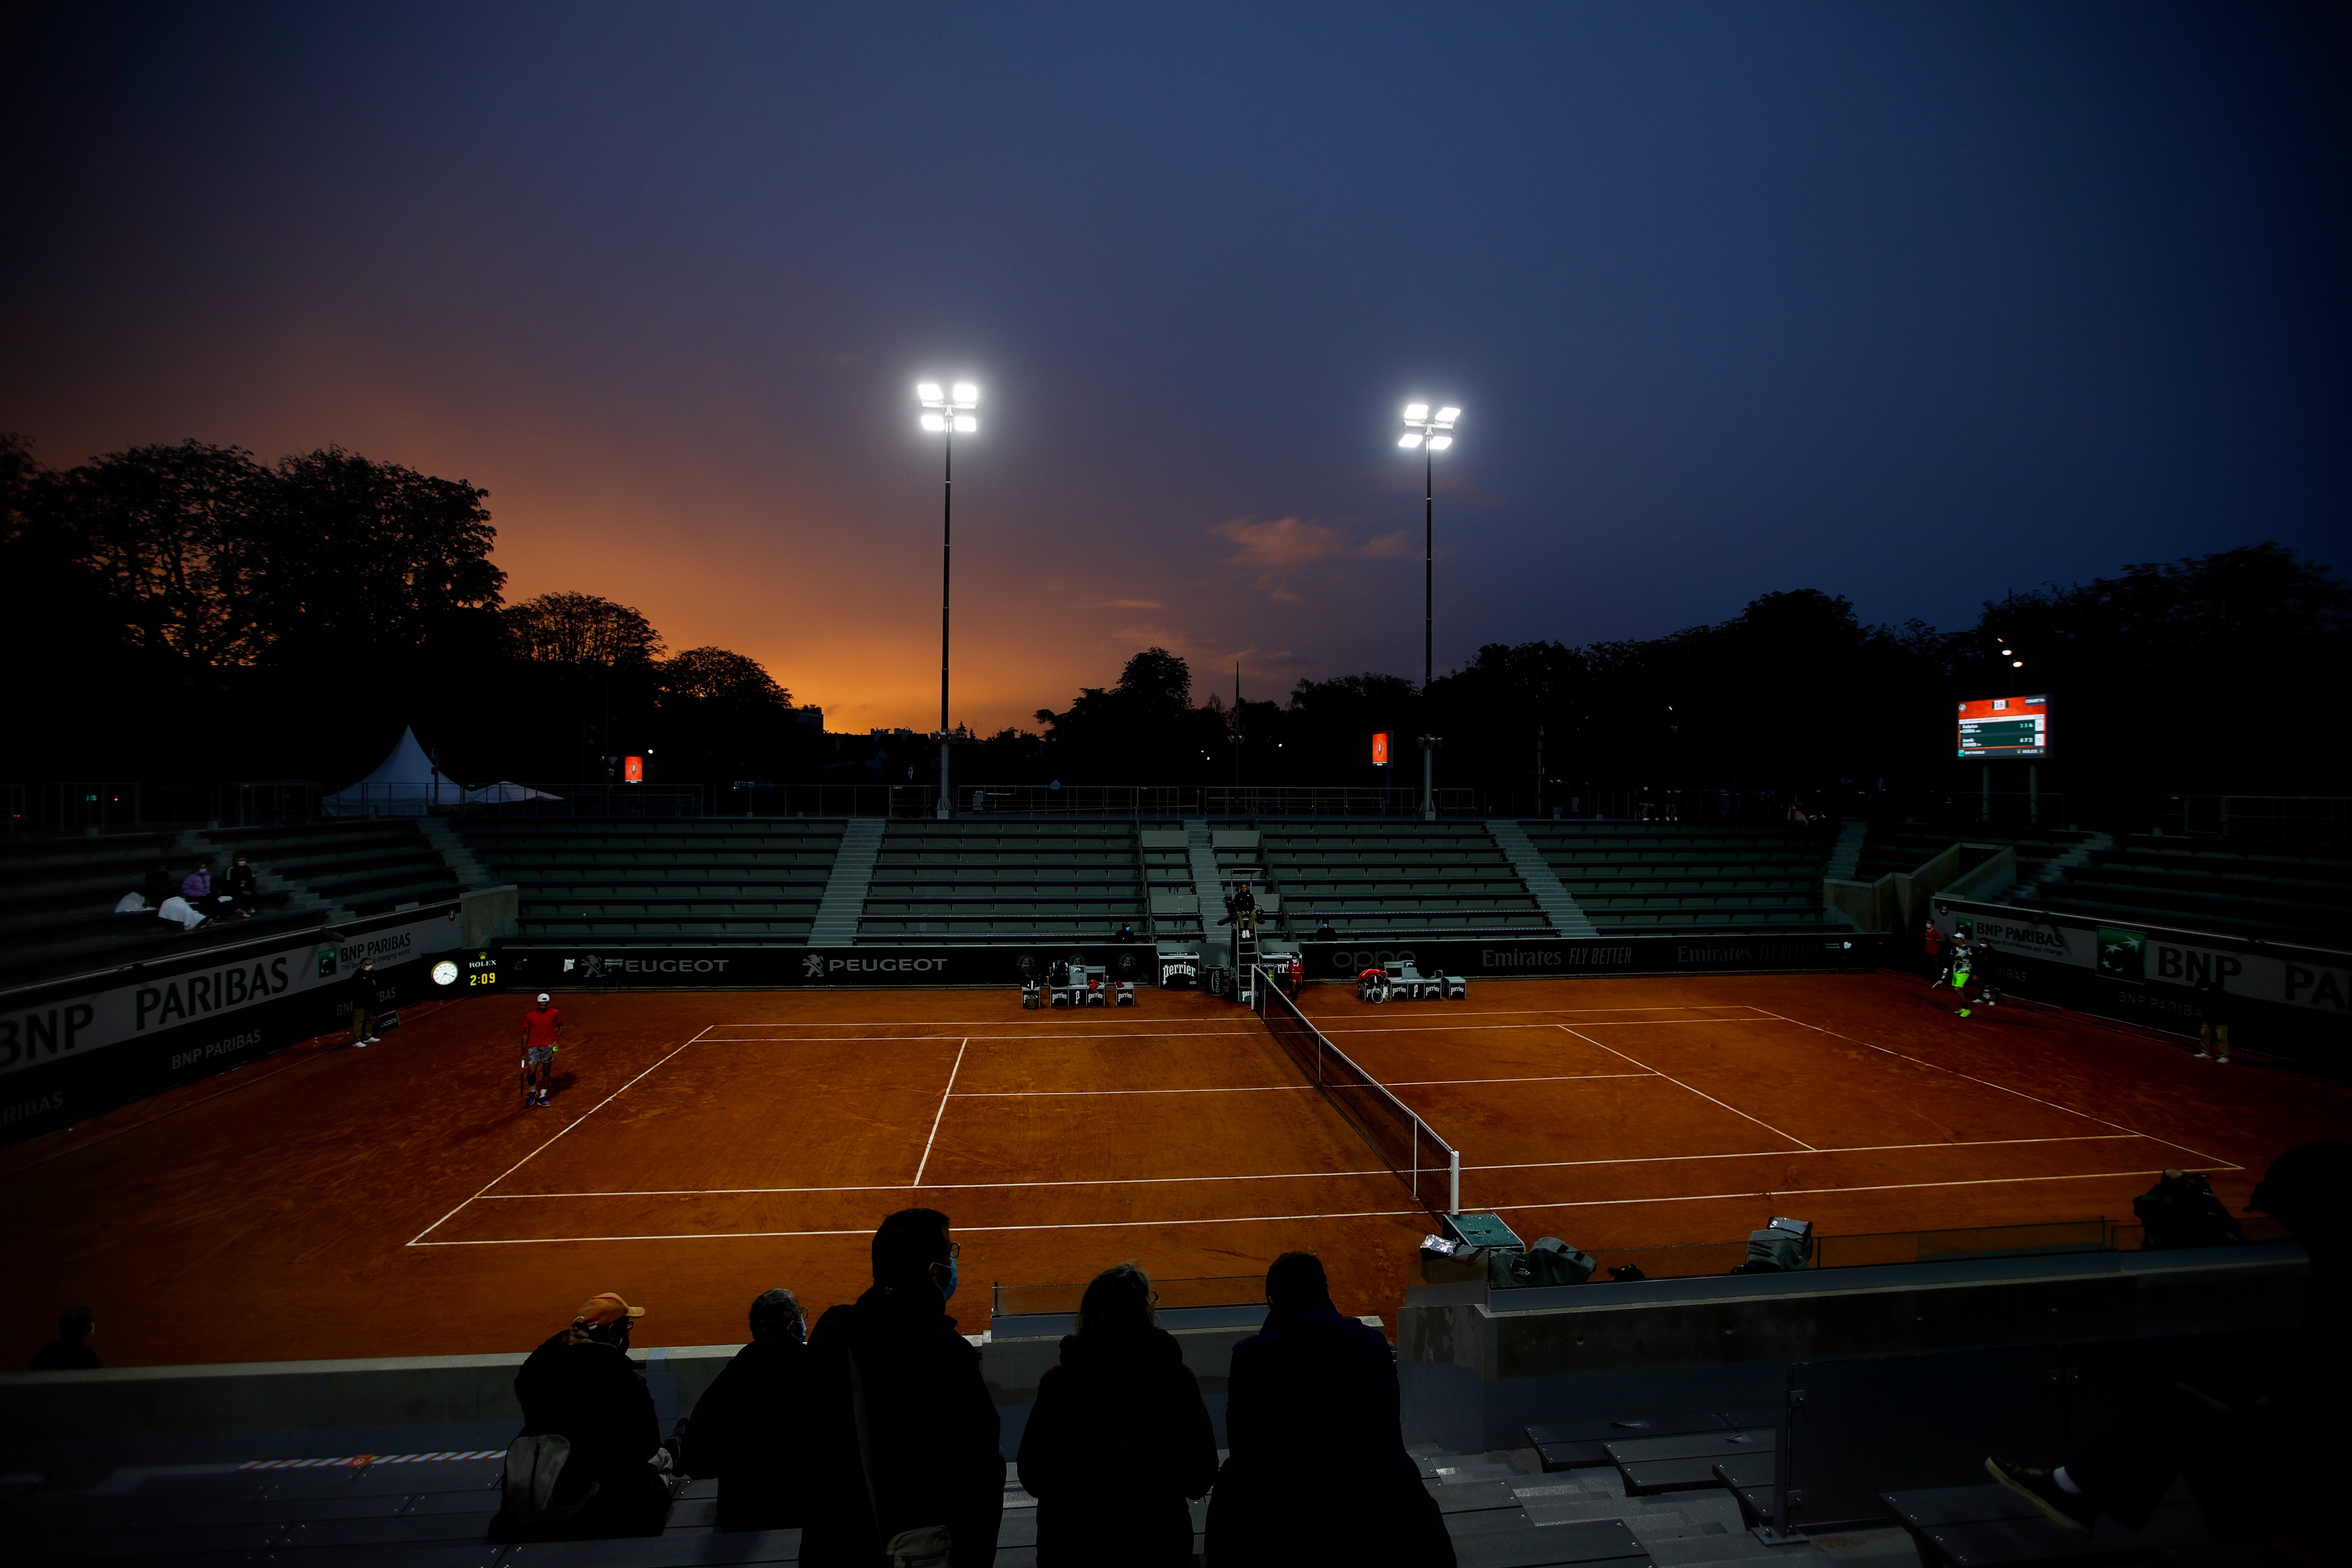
[1956,695,2050,760]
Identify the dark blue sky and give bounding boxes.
[4,3,2346,730]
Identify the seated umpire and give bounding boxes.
[495,1292,673,1540]
[1208,1252,1454,1567]
[802,1208,1004,1567]
[681,1288,810,1530]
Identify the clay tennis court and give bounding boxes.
[9,969,2346,1370]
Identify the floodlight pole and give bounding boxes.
[1423,434,1433,692]
[938,423,952,820]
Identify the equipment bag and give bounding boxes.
[502,1433,599,1531]
[1526,1237,1596,1285]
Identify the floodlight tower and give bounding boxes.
[917,380,979,819]
[1399,401,1459,820]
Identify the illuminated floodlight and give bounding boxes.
[920,412,947,432]
[1403,402,1429,420]
[916,381,944,401]
[2012,659,2024,668]
[952,382,979,404]
[953,414,977,433]
[1428,435,1453,450]
[1435,406,1461,424]
[1399,432,1424,448]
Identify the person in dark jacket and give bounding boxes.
[28,1306,99,1371]
[1207,1252,1454,1568]
[347,957,380,1046]
[802,1208,1004,1568]
[1018,1263,1218,1566]
[682,1287,811,1531]
[2193,975,2234,1061]
[224,854,260,919]
[495,1291,673,1540]
[141,863,179,912]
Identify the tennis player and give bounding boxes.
[521,993,564,1107]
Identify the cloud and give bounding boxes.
[1102,598,1165,609]
[1213,515,1347,568]
[1358,529,1414,558]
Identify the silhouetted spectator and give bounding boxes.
[2133,1169,2242,1250]
[1115,922,1137,943]
[681,1288,810,1531]
[1018,1263,1217,1567]
[225,853,260,919]
[494,1292,672,1540]
[1314,919,1336,940]
[156,894,206,931]
[141,862,178,910]
[802,1208,1003,1568]
[347,957,380,1046]
[1207,1252,1454,1567]
[2193,976,2233,1061]
[28,1307,98,1371]
[1989,1142,2349,1555]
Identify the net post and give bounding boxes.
[1448,1148,1461,1216]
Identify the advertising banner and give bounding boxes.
[1,903,465,1147]
[497,943,1159,992]
[1301,933,1883,980]
[1930,896,2349,1065]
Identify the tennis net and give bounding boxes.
[1253,968,1460,1216]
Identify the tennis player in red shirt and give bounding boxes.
[521,994,564,1108]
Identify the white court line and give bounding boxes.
[1322,1018,1768,1034]
[406,1025,715,1246]
[411,1207,1427,1246]
[949,1071,1657,1099]
[479,1166,1395,1199]
[1749,1009,2245,1170]
[1468,1132,2149,1173]
[1559,1025,1819,1153]
[910,1039,968,1187]
[1489,1167,2193,1213]
[413,1164,2197,1247]
[470,1131,2146,1203]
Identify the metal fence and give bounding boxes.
[3,782,322,836]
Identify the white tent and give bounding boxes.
[324,726,464,816]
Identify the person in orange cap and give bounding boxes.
[494,1290,671,1540]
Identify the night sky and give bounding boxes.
[4,3,2346,733]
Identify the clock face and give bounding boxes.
[432,960,459,986]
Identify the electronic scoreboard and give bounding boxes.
[1956,695,2050,760]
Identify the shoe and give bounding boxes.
[364,1035,382,1044]
[1984,1456,2094,1537]
[354,1040,369,1049]
[1958,1008,1972,1018]
[2214,1057,2230,1064]
[2194,1050,2211,1059]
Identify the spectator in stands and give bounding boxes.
[182,860,232,919]
[155,893,207,931]
[1988,1141,2348,1553]
[2193,975,2233,1062]
[347,957,381,1046]
[1314,919,1336,940]
[224,853,260,919]
[681,1288,809,1530]
[1115,922,1138,943]
[494,1291,672,1540]
[1208,1251,1454,1567]
[801,1208,1003,1568]
[141,862,178,911]
[1018,1262,1217,1567]
[28,1307,98,1370]
[2132,1169,2242,1249]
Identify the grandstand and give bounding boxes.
[1520,821,1844,935]
[1256,822,1553,939]
[456,819,845,942]
[2009,833,2352,950]
[852,821,1146,943]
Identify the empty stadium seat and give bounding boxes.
[1257,823,1554,940]
[1522,822,1843,936]
[2015,835,2352,950]
[856,822,1146,943]
[456,820,848,942]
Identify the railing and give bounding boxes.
[2,782,323,836]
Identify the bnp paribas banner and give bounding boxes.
[1932,897,2349,1016]
[0,903,466,1081]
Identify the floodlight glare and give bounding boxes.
[2012,659,2024,668]
[916,382,944,402]
[1436,406,1461,423]
[1399,432,1424,447]
[1427,435,1453,450]
[952,414,977,433]
[1403,402,1429,420]
[920,412,947,432]
[952,382,979,404]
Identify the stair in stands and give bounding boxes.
[416,817,498,890]
[809,819,884,946]
[1184,818,1229,966]
[1488,820,1598,937]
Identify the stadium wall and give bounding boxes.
[1301,934,1886,981]
[498,941,1159,991]
[0,903,471,1147]
[1931,897,2351,1069]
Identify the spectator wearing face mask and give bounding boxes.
[801,1209,1003,1568]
